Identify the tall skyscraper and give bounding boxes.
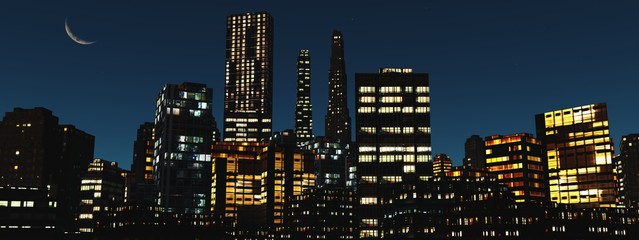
[433,153,452,177]
[128,122,155,204]
[0,107,94,233]
[616,134,639,208]
[535,103,617,208]
[154,82,214,219]
[325,30,351,143]
[356,68,431,239]
[295,49,314,145]
[464,135,486,168]
[484,133,546,203]
[224,12,273,142]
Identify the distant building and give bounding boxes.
[127,122,155,204]
[295,49,314,145]
[154,82,215,221]
[78,159,126,234]
[535,103,617,207]
[616,134,639,208]
[0,107,94,233]
[224,12,274,142]
[288,188,356,239]
[325,30,352,143]
[464,135,486,169]
[356,68,432,239]
[0,186,60,238]
[484,133,547,203]
[433,153,452,177]
[304,136,349,188]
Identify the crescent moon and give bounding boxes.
[65,18,96,45]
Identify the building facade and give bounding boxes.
[535,103,617,207]
[433,153,453,177]
[464,135,486,169]
[128,122,155,204]
[484,133,547,203]
[295,49,314,146]
[616,134,639,208]
[355,68,432,239]
[154,82,214,219]
[288,188,356,239]
[224,12,274,142]
[325,30,352,143]
[78,159,126,233]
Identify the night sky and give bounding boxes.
[2,0,639,168]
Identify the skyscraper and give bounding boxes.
[356,68,432,239]
[128,122,155,204]
[464,135,486,168]
[616,134,639,208]
[0,107,94,233]
[224,12,273,142]
[433,153,452,177]
[295,49,313,145]
[154,82,214,219]
[484,133,546,203]
[535,103,617,207]
[325,30,351,143]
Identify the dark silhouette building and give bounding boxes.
[355,68,432,239]
[325,30,351,143]
[78,159,126,234]
[304,136,350,188]
[224,12,274,142]
[127,122,155,204]
[0,107,94,233]
[288,187,356,239]
[153,82,214,221]
[616,134,639,208]
[484,133,547,203]
[464,135,486,169]
[295,49,314,146]
[0,186,61,238]
[535,103,617,208]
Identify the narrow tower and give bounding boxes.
[325,30,351,143]
[295,49,313,145]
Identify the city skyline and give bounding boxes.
[3,1,639,168]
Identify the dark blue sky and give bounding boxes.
[2,0,639,168]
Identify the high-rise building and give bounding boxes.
[465,135,486,168]
[78,159,126,233]
[128,122,155,204]
[0,107,94,233]
[616,134,639,208]
[433,153,452,177]
[535,103,617,207]
[288,188,356,240]
[295,49,314,145]
[304,136,349,188]
[154,82,214,219]
[325,30,351,143]
[224,12,273,142]
[356,68,432,239]
[484,133,547,203]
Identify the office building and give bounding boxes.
[355,68,432,239]
[295,49,314,146]
[78,159,126,233]
[464,135,486,169]
[304,136,349,188]
[128,122,155,204]
[616,134,639,208]
[535,103,617,207]
[484,133,546,203]
[325,30,351,143]
[433,153,452,177]
[288,188,356,239]
[154,82,214,220]
[224,12,273,142]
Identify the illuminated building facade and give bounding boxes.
[78,159,125,233]
[356,68,432,239]
[433,153,452,177]
[288,188,356,239]
[616,134,639,208]
[224,12,273,142]
[325,30,351,143]
[154,82,214,218]
[305,136,349,188]
[128,122,155,204]
[484,133,546,203]
[535,103,617,207]
[295,49,314,145]
[0,186,60,238]
[464,135,486,169]
[0,107,94,233]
